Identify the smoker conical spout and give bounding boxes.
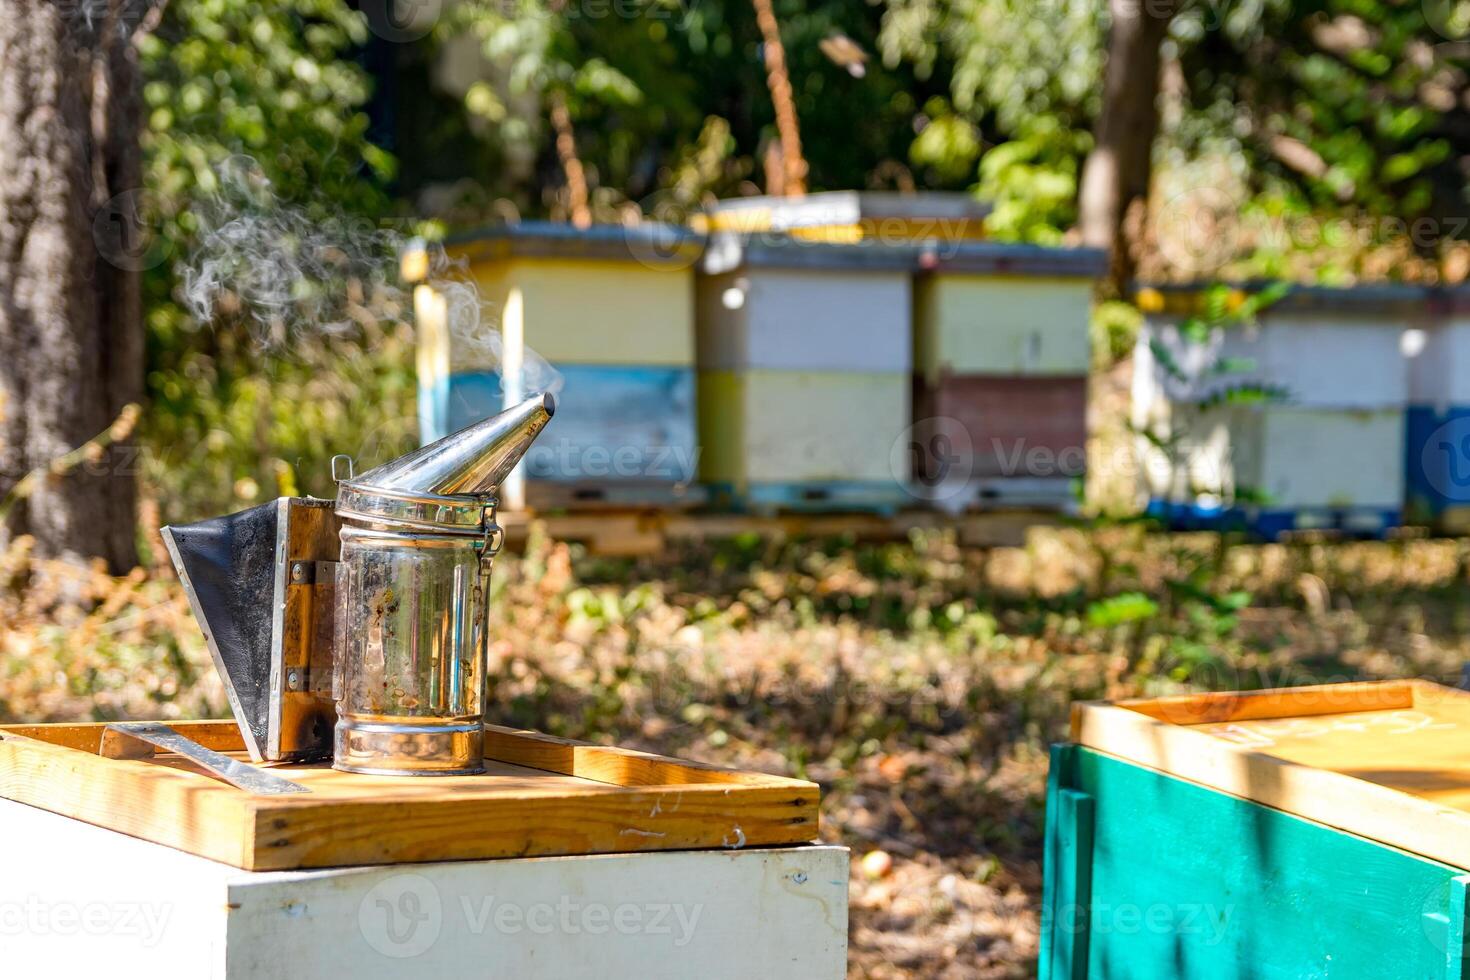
[353,392,555,497]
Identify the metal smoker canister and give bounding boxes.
[330,393,554,775]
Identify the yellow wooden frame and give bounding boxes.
[0,720,819,871]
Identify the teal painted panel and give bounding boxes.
[430,365,697,483]
[1042,745,1470,979]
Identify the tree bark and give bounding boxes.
[751,0,807,197]
[548,91,591,230]
[1077,0,1173,296]
[0,0,145,571]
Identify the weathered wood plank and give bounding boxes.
[0,720,820,871]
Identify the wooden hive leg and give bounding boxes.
[1040,744,1095,980]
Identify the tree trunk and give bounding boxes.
[751,0,807,197]
[548,90,592,230]
[1077,0,1173,296]
[0,0,145,571]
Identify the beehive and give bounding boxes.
[1140,402,1405,538]
[1135,285,1418,537]
[694,234,916,511]
[1046,681,1470,979]
[1405,294,1470,530]
[911,244,1104,509]
[415,222,703,505]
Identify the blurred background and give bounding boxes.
[3,0,1470,975]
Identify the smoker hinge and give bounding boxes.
[288,559,338,586]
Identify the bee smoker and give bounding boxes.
[159,393,554,777]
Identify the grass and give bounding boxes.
[2,523,1468,977]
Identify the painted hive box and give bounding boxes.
[1046,681,1470,979]
[697,369,909,490]
[696,265,911,374]
[694,235,916,508]
[416,223,701,489]
[914,375,1087,483]
[1139,306,1413,412]
[1137,402,1404,537]
[1406,308,1470,528]
[912,244,1103,381]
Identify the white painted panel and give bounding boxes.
[742,268,911,372]
[1409,318,1470,407]
[0,797,847,980]
[1143,313,1410,409]
[227,847,848,980]
[0,797,230,980]
[915,274,1092,378]
[1144,405,1404,509]
[696,268,910,372]
[739,371,909,483]
[1255,406,1404,508]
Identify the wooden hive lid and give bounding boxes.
[1073,679,1470,871]
[0,720,819,871]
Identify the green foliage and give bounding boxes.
[878,0,1102,240]
[1137,282,1290,505]
[1086,592,1160,628]
[136,0,405,522]
[1176,0,1470,273]
[1091,299,1144,370]
[400,0,948,219]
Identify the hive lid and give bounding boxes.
[1072,679,1470,872]
[336,392,554,532]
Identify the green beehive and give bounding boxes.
[1044,680,1470,979]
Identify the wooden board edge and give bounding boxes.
[1099,679,1419,728]
[1071,700,1470,872]
[245,781,820,871]
[483,725,817,792]
[0,731,256,868]
[0,719,245,753]
[1,721,815,793]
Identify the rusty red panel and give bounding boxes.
[915,375,1088,478]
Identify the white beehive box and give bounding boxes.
[696,234,913,373]
[0,797,849,980]
[697,369,908,487]
[1139,399,1404,519]
[1138,287,1421,412]
[1408,313,1470,409]
[695,235,914,507]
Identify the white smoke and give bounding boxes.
[179,154,563,395]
